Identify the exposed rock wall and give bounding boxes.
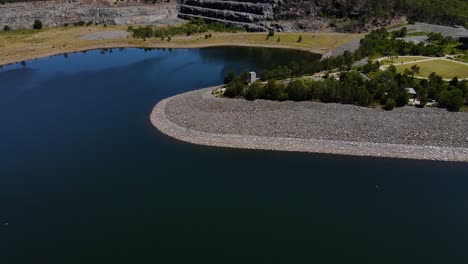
[0,0,180,29]
[178,0,281,31]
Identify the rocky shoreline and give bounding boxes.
[150,87,468,162]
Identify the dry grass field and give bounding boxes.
[0,25,362,66]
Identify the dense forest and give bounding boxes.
[278,0,468,28]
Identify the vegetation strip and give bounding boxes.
[222,28,468,112]
[151,88,468,162]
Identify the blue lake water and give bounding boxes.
[0,47,467,263]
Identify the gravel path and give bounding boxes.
[80,30,129,41]
[400,23,468,38]
[151,87,468,162]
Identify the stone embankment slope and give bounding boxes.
[151,87,468,162]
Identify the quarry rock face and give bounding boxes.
[0,0,180,29]
[178,0,281,31]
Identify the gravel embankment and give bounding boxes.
[151,87,468,162]
[321,38,362,59]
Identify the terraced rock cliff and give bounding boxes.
[0,0,181,30]
[178,0,281,31]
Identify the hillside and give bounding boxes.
[1,0,467,32]
[275,0,468,32]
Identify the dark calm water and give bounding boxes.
[0,47,467,264]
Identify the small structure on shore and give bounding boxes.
[406,88,417,97]
[406,87,418,104]
[248,72,257,84]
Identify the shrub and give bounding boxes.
[223,71,236,84]
[86,21,93,26]
[33,19,43,30]
[297,35,302,42]
[245,81,264,101]
[286,80,307,101]
[224,80,245,98]
[277,36,280,42]
[75,21,85,27]
[383,98,396,110]
[418,95,428,108]
[268,29,274,37]
[167,36,171,42]
[3,25,11,31]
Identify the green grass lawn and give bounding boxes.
[381,56,430,65]
[395,59,468,79]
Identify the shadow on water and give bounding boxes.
[0,47,467,264]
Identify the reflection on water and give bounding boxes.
[0,47,467,264]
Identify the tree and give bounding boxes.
[286,80,308,101]
[343,50,354,69]
[3,25,11,31]
[438,90,452,108]
[33,19,43,30]
[410,64,420,74]
[383,98,396,110]
[357,87,371,107]
[448,88,464,111]
[268,29,274,37]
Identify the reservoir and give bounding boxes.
[0,47,467,263]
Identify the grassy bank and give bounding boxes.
[394,59,468,79]
[0,25,362,66]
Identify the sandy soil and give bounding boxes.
[79,30,130,41]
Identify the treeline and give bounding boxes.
[129,18,244,40]
[224,67,468,111]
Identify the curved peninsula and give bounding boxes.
[151,87,468,162]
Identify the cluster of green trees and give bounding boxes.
[224,63,468,111]
[354,28,458,59]
[129,18,244,40]
[391,27,407,38]
[260,50,356,81]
